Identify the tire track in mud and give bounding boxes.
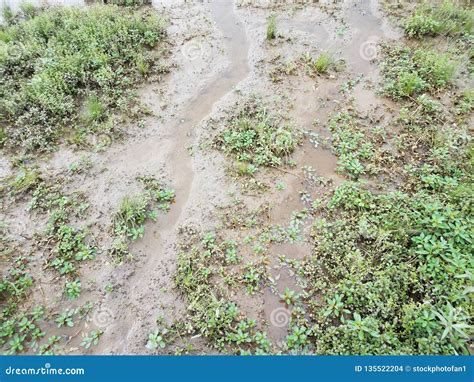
[101,1,250,353]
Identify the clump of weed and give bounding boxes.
[380,44,456,99]
[404,1,473,38]
[109,176,175,261]
[241,261,268,295]
[81,329,103,349]
[65,280,81,300]
[266,14,277,40]
[299,51,340,76]
[306,167,473,354]
[6,167,41,197]
[1,5,14,24]
[175,229,271,354]
[19,3,37,19]
[215,99,301,169]
[395,94,445,153]
[84,95,106,123]
[313,52,333,74]
[46,225,96,276]
[108,0,152,6]
[328,112,389,179]
[113,194,152,241]
[0,256,33,321]
[0,5,166,152]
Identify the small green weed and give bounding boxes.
[313,53,333,74]
[65,280,81,300]
[267,14,277,40]
[110,177,175,261]
[81,329,103,349]
[216,99,301,169]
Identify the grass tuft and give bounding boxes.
[266,14,276,40]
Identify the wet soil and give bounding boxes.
[0,0,404,354]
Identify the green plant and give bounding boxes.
[7,167,41,196]
[280,287,298,305]
[113,194,151,240]
[81,329,103,349]
[308,171,473,354]
[146,328,168,350]
[55,309,75,328]
[327,112,378,178]
[19,2,37,19]
[0,256,34,321]
[108,0,152,6]
[380,45,456,99]
[38,336,61,355]
[65,280,81,300]
[276,181,285,190]
[404,1,473,38]
[7,334,26,354]
[2,5,14,24]
[110,178,175,261]
[323,294,349,319]
[346,313,380,341]
[0,5,165,152]
[285,325,310,350]
[104,283,114,293]
[433,303,470,342]
[242,262,267,295]
[84,95,105,123]
[47,225,96,275]
[404,12,442,38]
[216,99,301,168]
[313,53,333,74]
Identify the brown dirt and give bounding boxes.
[0,0,405,354]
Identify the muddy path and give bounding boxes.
[90,0,250,354]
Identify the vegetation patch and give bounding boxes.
[328,112,391,179]
[215,99,301,169]
[0,5,166,152]
[175,228,271,354]
[404,1,473,38]
[266,14,277,40]
[302,162,473,354]
[268,51,341,83]
[109,176,175,262]
[379,45,456,100]
[3,166,41,198]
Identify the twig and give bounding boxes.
[272,166,301,179]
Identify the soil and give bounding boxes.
[1,0,406,354]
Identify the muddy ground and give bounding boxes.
[2,0,462,354]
